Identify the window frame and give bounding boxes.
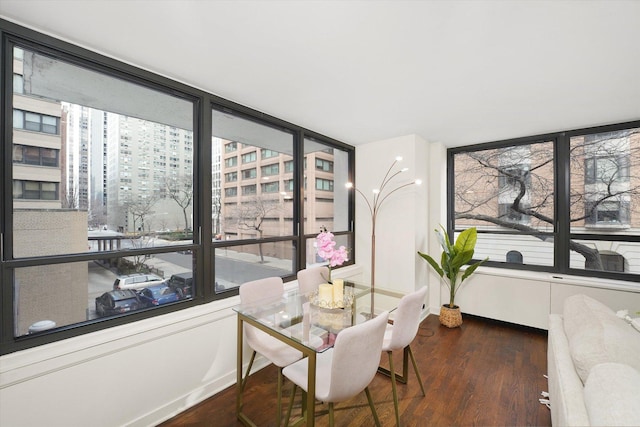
[13,180,60,200]
[0,19,355,355]
[13,109,60,134]
[448,120,640,283]
[315,177,334,191]
[13,145,60,167]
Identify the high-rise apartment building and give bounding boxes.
[102,116,194,233]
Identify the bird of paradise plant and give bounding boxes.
[418,226,488,308]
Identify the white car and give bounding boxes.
[113,273,164,291]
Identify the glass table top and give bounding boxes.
[233,281,403,352]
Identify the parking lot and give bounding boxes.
[85,249,292,320]
[86,253,192,320]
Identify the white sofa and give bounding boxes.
[547,294,640,426]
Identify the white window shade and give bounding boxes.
[22,50,193,131]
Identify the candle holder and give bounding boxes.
[308,288,355,309]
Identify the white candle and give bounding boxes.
[333,279,344,307]
[319,283,332,305]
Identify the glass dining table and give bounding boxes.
[233,281,404,427]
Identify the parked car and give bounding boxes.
[137,283,181,308]
[167,272,193,299]
[113,273,164,290]
[95,290,142,317]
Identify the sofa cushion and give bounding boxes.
[584,362,640,426]
[563,294,640,383]
[547,314,591,427]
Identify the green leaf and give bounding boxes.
[417,251,444,277]
[450,249,473,270]
[454,227,477,254]
[441,251,451,276]
[460,258,488,282]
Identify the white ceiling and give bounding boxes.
[1,0,639,147]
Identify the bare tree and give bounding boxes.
[454,129,640,270]
[165,174,193,231]
[158,217,169,232]
[123,195,157,236]
[62,186,79,209]
[233,195,281,263]
[88,195,107,229]
[127,236,156,272]
[212,192,222,235]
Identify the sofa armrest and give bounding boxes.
[548,314,590,426]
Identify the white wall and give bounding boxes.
[0,298,242,427]
[354,135,432,296]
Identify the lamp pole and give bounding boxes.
[347,157,421,315]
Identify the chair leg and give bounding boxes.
[365,386,381,427]
[408,345,426,396]
[388,351,401,426]
[328,402,334,427]
[277,367,283,427]
[284,383,297,427]
[241,350,257,391]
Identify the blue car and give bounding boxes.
[137,283,180,308]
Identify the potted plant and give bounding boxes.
[418,226,487,328]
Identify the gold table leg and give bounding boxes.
[236,313,317,427]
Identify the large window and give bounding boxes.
[0,21,354,354]
[303,139,351,268]
[452,140,555,267]
[6,43,196,346]
[450,122,640,281]
[211,109,297,293]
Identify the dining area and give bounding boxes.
[158,278,551,426]
[234,267,428,427]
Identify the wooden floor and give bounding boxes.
[158,314,551,427]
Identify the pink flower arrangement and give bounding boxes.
[317,228,349,271]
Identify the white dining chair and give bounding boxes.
[296,266,330,295]
[282,311,389,427]
[239,277,303,426]
[379,286,428,426]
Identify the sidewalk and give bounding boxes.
[143,246,294,290]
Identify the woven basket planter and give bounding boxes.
[440,305,463,328]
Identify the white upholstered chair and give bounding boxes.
[379,286,428,426]
[239,277,303,426]
[282,311,389,427]
[296,265,330,295]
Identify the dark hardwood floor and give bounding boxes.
[158,314,551,427]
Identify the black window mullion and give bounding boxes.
[555,133,570,273]
[446,148,456,238]
[1,35,14,352]
[198,95,211,300]
[295,129,304,271]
